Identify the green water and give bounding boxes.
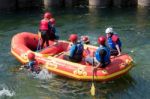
[0,7,150,99]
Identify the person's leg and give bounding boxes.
[45,39,49,47]
[63,55,81,62]
[41,31,47,49]
[45,32,49,47]
[63,55,70,60]
[45,31,49,47]
[110,49,118,56]
[85,56,94,65]
[41,39,45,49]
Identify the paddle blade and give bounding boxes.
[90,83,95,96]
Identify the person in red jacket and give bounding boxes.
[39,12,52,49]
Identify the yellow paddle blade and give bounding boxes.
[90,83,95,96]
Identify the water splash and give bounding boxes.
[34,68,53,80]
[0,88,15,97]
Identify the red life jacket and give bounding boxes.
[111,34,119,43]
[39,19,49,31]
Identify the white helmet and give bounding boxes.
[105,27,113,34]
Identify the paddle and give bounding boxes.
[90,51,95,96]
[37,31,42,51]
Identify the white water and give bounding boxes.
[34,68,53,80]
[0,88,15,97]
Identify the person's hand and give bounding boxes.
[93,67,97,70]
[93,66,99,72]
[53,42,57,45]
[19,67,23,70]
[117,52,121,56]
[63,51,69,55]
[21,65,24,68]
[110,56,115,58]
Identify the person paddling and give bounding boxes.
[39,12,52,49]
[85,36,110,69]
[105,27,122,56]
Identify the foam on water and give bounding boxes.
[0,88,15,97]
[35,68,53,80]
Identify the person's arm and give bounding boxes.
[23,62,30,69]
[69,45,76,57]
[94,62,102,69]
[94,49,106,69]
[115,44,121,56]
[48,21,52,29]
[52,27,56,34]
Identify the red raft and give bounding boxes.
[11,32,133,81]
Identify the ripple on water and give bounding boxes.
[0,84,15,98]
[34,69,53,80]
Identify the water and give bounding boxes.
[0,7,150,99]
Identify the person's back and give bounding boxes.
[85,36,110,69]
[69,42,84,62]
[95,45,110,68]
[107,34,121,49]
[64,34,84,62]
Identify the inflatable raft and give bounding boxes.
[11,32,133,81]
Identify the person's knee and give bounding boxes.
[85,57,93,64]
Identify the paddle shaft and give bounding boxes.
[90,51,96,96]
[37,31,42,51]
[37,38,41,51]
[92,55,94,82]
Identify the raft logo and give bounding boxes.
[45,60,58,69]
[73,67,87,76]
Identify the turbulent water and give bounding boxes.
[0,7,150,99]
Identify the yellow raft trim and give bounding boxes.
[11,49,28,63]
[11,49,47,63]
[44,62,133,81]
